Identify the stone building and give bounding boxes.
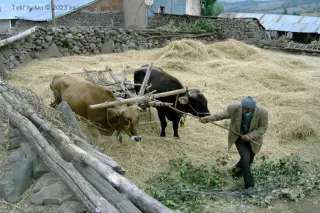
[0,0,150,31]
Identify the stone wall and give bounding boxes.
[0,13,271,73]
[148,13,268,43]
[0,26,167,72]
[15,0,124,30]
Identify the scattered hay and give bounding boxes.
[274,112,317,140]
[5,39,320,190]
[160,59,193,72]
[153,39,210,62]
[204,39,263,60]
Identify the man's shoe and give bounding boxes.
[245,186,255,195]
[231,167,242,179]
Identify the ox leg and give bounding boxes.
[87,124,104,150]
[49,85,62,107]
[172,117,181,139]
[157,108,167,137]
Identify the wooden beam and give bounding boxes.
[107,68,136,98]
[122,66,127,83]
[58,101,85,138]
[152,88,189,99]
[72,135,125,175]
[75,164,142,213]
[138,63,153,96]
[0,27,37,47]
[89,88,194,109]
[0,94,119,213]
[89,96,150,109]
[83,68,97,84]
[0,84,180,213]
[1,89,125,174]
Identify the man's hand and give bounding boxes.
[241,135,250,141]
[200,116,212,123]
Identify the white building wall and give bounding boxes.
[185,0,201,16]
[0,20,10,32]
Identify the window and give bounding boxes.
[10,19,16,28]
[159,6,165,13]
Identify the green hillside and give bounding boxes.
[221,0,320,15]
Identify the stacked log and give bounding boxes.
[0,81,181,213]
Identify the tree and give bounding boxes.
[201,0,217,16]
[212,2,224,16]
[292,11,301,15]
[283,7,288,14]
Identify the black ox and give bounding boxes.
[134,65,210,139]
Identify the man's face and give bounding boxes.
[242,108,254,114]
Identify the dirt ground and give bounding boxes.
[204,190,320,213]
[1,40,320,213]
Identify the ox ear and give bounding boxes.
[178,96,189,105]
[188,91,197,99]
[134,106,142,112]
[129,105,142,113]
[108,108,121,118]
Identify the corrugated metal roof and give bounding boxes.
[0,0,97,21]
[218,12,320,34]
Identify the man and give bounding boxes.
[200,96,268,195]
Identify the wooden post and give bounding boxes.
[108,68,136,98]
[51,0,56,27]
[138,63,153,96]
[122,66,127,83]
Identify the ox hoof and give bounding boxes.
[174,136,182,140]
[131,136,142,142]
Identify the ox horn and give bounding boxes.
[200,83,207,93]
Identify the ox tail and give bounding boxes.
[49,75,63,107]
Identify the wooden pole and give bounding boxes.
[0,27,37,47]
[168,106,261,146]
[51,0,56,27]
[0,84,179,213]
[1,89,126,174]
[107,68,136,98]
[0,95,119,213]
[89,96,150,109]
[89,88,195,109]
[152,88,189,99]
[138,63,152,96]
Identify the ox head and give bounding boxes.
[108,105,142,142]
[178,89,210,118]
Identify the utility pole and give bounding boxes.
[51,0,56,26]
[171,0,173,14]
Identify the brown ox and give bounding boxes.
[49,74,142,143]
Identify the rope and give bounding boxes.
[167,106,261,146]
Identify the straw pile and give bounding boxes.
[6,39,320,186]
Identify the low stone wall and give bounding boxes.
[16,12,125,29]
[0,14,271,73]
[148,13,268,44]
[0,26,168,72]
